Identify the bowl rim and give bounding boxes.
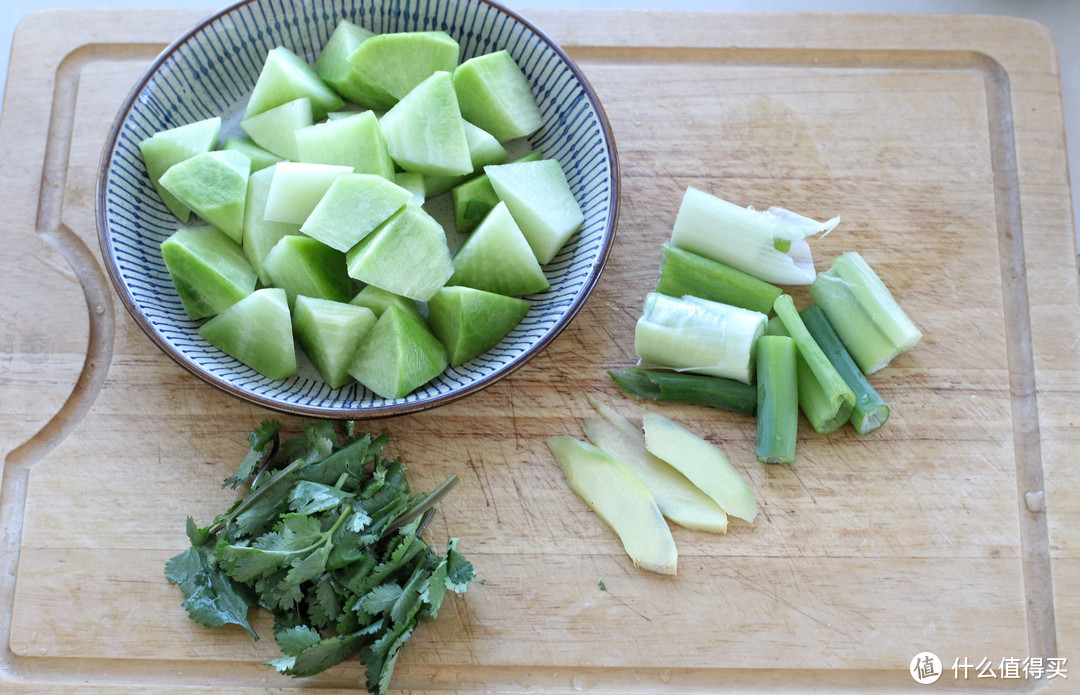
[96,0,620,420]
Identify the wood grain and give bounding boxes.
[0,8,1076,693]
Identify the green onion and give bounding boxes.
[800,305,890,435]
[771,295,855,434]
[755,335,798,464]
[669,186,839,285]
[608,367,757,416]
[634,293,767,384]
[655,244,782,315]
[809,252,922,374]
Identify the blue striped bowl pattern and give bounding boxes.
[98,0,618,418]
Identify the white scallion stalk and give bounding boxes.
[633,292,767,384]
[669,186,840,285]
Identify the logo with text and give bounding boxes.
[911,652,943,684]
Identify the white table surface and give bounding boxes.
[3,1,1077,247]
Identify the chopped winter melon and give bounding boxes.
[379,71,472,177]
[453,50,543,142]
[449,201,549,296]
[292,296,376,389]
[223,136,282,173]
[263,161,353,225]
[485,159,583,264]
[427,286,530,367]
[240,97,314,161]
[158,150,250,244]
[262,235,352,308]
[345,203,454,302]
[350,31,460,106]
[245,46,344,121]
[198,288,297,380]
[139,116,221,222]
[160,225,256,320]
[295,111,395,180]
[241,166,301,285]
[300,173,412,252]
[347,305,448,399]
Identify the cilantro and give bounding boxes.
[599,579,607,592]
[165,420,476,695]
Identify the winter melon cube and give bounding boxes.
[314,20,388,107]
[158,150,250,244]
[240,97,314,161]
[223,136,282,173]
[394,172,426,206]
[452,50,543,142]
[345,202,453,302]
[139,116,221,223]
[428,286,530,367]
[295,111,394,179]
[242,166,301,285]
[350,285,426,325]
[379,71,472,176]
[423,121,508,197]
[300,173,412,252]
[485,159,583,264]
[452,149,542,233]
[292,295,376,388]
[347,305,448,399]
[263,161,353,225]
[245,46,344,121]
[160,225,256,320]
[449,201,549,296]
[262,235,352,308]
[198,287,297,380]
[350,31,459,105]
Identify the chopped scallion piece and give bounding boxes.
[607,367,757,416]
[809,252,922,374]
[755,335,798,464]
[771,295,855,434]
[800,305,890,435]
[669,186,839,285]
[633,293,767,385]
[655,243,782,315]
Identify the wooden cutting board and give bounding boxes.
[1,8,1077,693]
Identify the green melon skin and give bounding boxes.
[245,46,345,121]
[449,201,549,296]
[240,97,314,161]
[452,50,543,142]
[347,304,448,399]
[223,136,282,173]
[350,31,460,106]
[295,111,395,179]
[161,225,257,320]
[158,150,251,244]
[485,159,584,264]
[242,166,301,285]
[198,287,297,380]
[292,295,376,388]
[452,149,542,233]
[263,235,352,308]
[314,20,396,110]
[300,173,412,252]
[139,116,221,223]
[350,285,426,326]
[345,203,454,302]
[428,286,530,367]
[379,71,472,177]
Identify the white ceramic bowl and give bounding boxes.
[97,0,619,418]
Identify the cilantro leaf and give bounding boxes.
[279,421,335,466]
[165,530,257,640]
[223,420,280,489]
[360,583,402,616]
[362,623,414,695]
[275,624,322,656]
[291,631,370,678]
[390,565,427,626]
[444,538,476,593]
[284,544,330,586]
[290,481,354,515]
[307,574,342,629]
